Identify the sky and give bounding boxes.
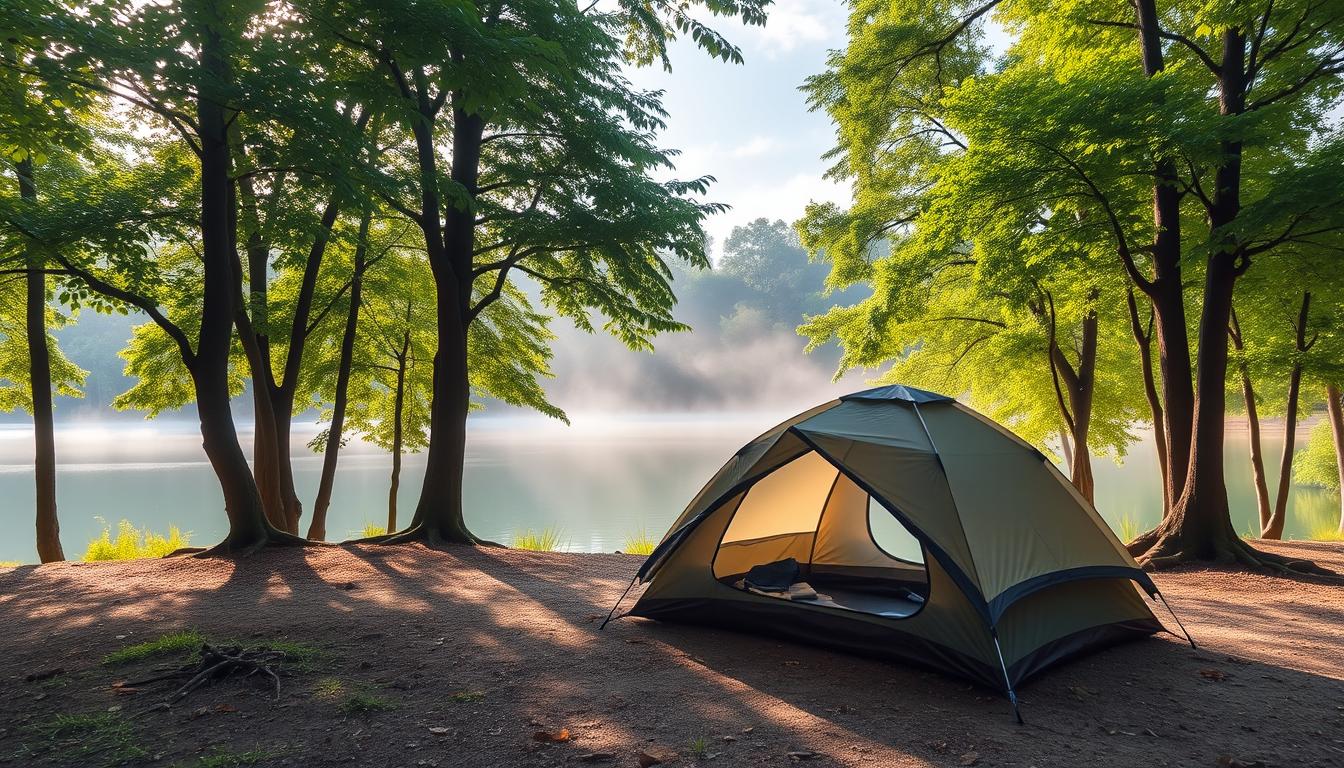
[623,0,854,261]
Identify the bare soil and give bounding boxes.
[0,540,1341,768]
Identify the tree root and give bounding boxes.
[195,529,329,558]
[125,644,289,709]
[1132,530,1342,581]
[355,522,503,549]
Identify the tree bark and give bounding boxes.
[16,158,64,563]
[388,326,409,532]
[1128,30,1333,576]
[1133,0,1195,510]
[1127,289,1169,513]
[1265,291,1312,539]
[1325,383,1344,534]
[308,210,370,541]
[1047,297,1097,503]
[1229,307,1271,530]
[1059,427,1074,471]
[379,68,489,546]
[192,12,289,555]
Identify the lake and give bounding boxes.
[0,413,1337,563]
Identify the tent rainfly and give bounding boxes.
[603,385,1192,721]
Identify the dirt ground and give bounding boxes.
[0,540,1341,768]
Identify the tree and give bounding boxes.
[309,0,765,546]
[802,0,1344,571]
[341,249,436,532]
[1,0,353,553]
[0,42,98,563]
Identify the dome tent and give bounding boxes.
[604,385,1188,720]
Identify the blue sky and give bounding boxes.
[625,0,854,260]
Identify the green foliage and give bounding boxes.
[688,736,710,758]
[622,530,658,556]
[83,519,189,562]
[512,527,565,552]
[1295,422,1341,492]
[28,712,146,766]
[796,0,1344,482]
[103,630,205,665]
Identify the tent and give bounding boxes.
[605,385,1188,718]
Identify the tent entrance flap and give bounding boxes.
[709,449,931,620]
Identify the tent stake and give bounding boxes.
[990,631,1024,725]
[1155,591,1196,649]
[600,576,639,630]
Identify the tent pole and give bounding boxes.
[1155,591,1197,649]
[990,630,1024,725]
[600,575,639,630]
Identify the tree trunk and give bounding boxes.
[1229,307,1271,530]
[1132,0,1195,510]
[383,74,490,547]
[1123,28,1321,571]
[1046,295,1097,503]
[1325,383,1344,534]
[1127,289,1169,513]
[388,328,409,532]
[232,258,289,531]
[17,158,64,563]
[308,211,369,541]
[1265,292,1312,539]
[1059,427,1074,471]
[193,14,287,555]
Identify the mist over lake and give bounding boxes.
[0,413,1331,564]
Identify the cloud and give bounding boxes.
[746,0,845,56]
[731,135,785,158]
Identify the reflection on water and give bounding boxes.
[0,415,1337,563]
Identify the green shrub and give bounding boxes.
[622,529,657,556]
[83,519,189,561]
[358,523,387,538]
[512,527,563,552]
[1294,422,1340,491]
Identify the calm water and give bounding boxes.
[0,414,1337,563]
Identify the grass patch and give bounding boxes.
[315,678,394,714]
[0,560,20,567]
[29,712,147,766]
[103,629,205,666]
[357,523,386,538]
[449,690,485,703]
[512,526,564,552]
[83,518,189,561]
[688,736,710,758]
[622,529,657,556]
[1308,522,1344,541]
[183,747,283,768]
[339,691,395,714]
[1115,514,1140,543]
